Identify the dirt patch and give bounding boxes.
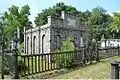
[39,69,68,79]
[25,69,69,79]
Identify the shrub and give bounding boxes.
[55,52,75,68]
[0,56,10,74]
[0,54,28,75]
[17,56,28,73]
[55,37,77,68]
[20,42,24,53]
[20,42,24,49]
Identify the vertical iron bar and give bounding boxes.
[48,54,49,70]
[53,54,55,69]
[28,55,30,75]
[45,55,46,71]
[32,56,33,74]
[30,56,32,74]
[55,53,57,69]
[61,52,63,68]
[60,52,62,68]
[96,46,99,62]
[35,55,37,73]
[68,52,71,67]
[66,52,68,67]
[41,54,43,72]
[57,53,60,69]
[38,55,40,73]
[51,54,52,70]
[72,51,74,65]
[20,56,22,76]
[23,56,26,75]
[65,52,67,67]
[63,52,65,68]
[70,52,71,65]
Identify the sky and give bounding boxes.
[0,0,120,26]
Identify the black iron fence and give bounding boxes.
[18,49,85,77]
[16,46,120,77]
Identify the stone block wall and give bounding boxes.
[24,11,87,54]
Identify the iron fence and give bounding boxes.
[16,46,120,77]
[18,48,85,77]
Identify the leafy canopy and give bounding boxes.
[110,12,120,33]
[3,4,32,42]
[34,2,78,26]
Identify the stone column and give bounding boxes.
[61,11,65,19]
[110,60,119,79]
[12,31,19,79]
[47,16,52,25]
[24,27,26,54]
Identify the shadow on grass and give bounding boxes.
[38,61,106,79]
[46,60,110,79]
[22,57,117,79]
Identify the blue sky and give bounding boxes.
[0,0,120,26]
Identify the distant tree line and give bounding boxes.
[0,2,120,43]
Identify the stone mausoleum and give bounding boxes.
[24,11,87,54]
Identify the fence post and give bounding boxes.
[12,31,19,79]
[110,60,119,79]
[83,47,86,65]
[1,36,4,79]
[96,45,100,62]
[118,45,120,56]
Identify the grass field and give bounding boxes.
[48,56,120,79]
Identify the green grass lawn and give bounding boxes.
[48,56,120,79]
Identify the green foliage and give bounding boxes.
[110,12,120,33]
[87,6,112,41]
[78,10,91,24]
[0,56,10,74]
[2,2,118,43]
[2,4,32,43]
[0,55,28,75]
[109,12,120,38]
[61,37,77,51]
[34,2,78,26]
[55,37,77,68]
[18,56,28,73]
[35,4,114,41]
[20,42,24,49]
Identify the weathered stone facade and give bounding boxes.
[24,11,87,54]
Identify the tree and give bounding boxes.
[88,7,111,41]
[110,12,120,32]
[109,12,120,38]
[34,2,78,26]
[3,4,32,43]
[78,10,91,24]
